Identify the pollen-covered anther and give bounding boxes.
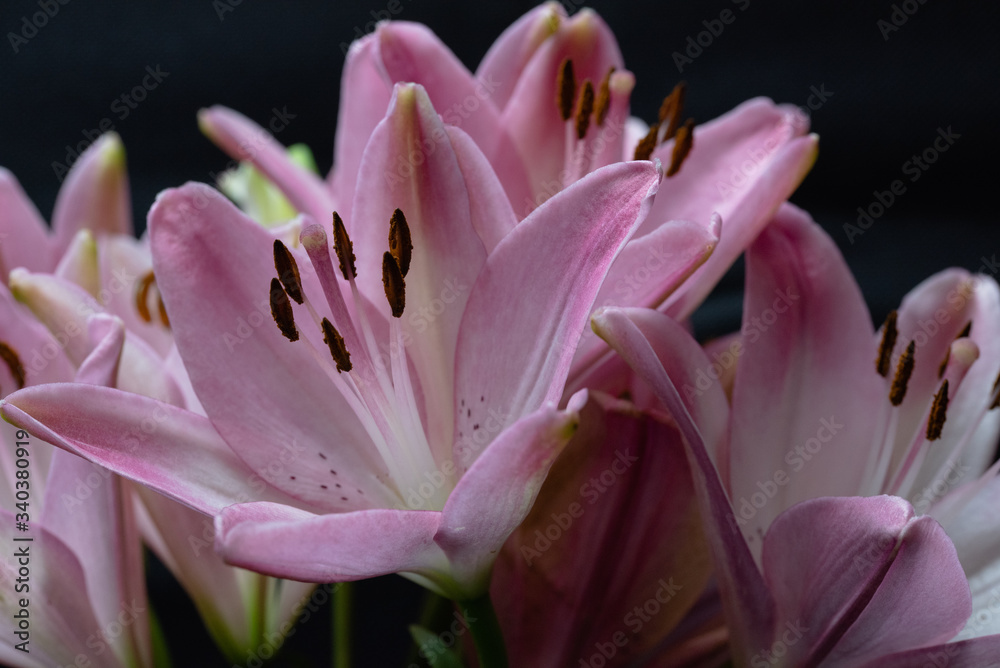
[666,119,695,177]
[594,67,614,126]
[658,81,687,141]
[382,251,406,318]
[574,80,595,140]
[633,121,660,161]
[269,278,298,342]
[926,380,949,441]
[0,341,26,391]
[321,317,352,373]
[332,212,357,280]
[273,239,304,305]
[876,310,899,377]
[556,58,576,121]
[889,340,916,406]
[135,271,156,323]
[388,209,413,277]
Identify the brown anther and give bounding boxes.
[889,341,916,406]
[658,81,687,141]
[135,271,156,323]
[633,121,660,161]
[382,251,406,318]
[269,278,298,342]
[956,321,972,339]
[937,348,950,379]
[556,58,576,121]
[666,118,694,177]
[0,342,26,391]
[926,380,949,441]
[273,239,304,304]
[875,310,899,377]
[321,317,352,373]
[388,209,413,277]
[157,296,170,328]
[332,212,357,280]
[574,80,595,140]
[594,67,614,126]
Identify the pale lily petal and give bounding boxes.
[149,183,389,510]
[493,391,711,666]
[728,204,883,558]
[861,637,1000,668]
[0,284,75,389]
[452,161,659,465]
[475,2,565,110]
[351,84,491,458]
[761,496,971,666]
[75,314,125,387]
[199,106,334,223]
[215,503,448,585]
[53,229,100,297]
[435,401,581,597]
[590,306,774,655]
[0,384,268,516]
[0,167,51,275]
[50,132,132,255]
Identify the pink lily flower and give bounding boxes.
[2,83,668,604]
[591,205,1000,663]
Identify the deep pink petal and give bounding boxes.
[149,183,390,510]
[199,106,334,223]
[452,161,659,467]
[761,496,971,665]
[728,204,883,557]
[50,133,132,255]
[860,637,1000,668]
[492,391,711,666]
[215,503,448,586]
[0,167,53,274]
[435,401,581,597]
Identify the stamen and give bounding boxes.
[956,321,972,339]
[666,118,694,177]
[926,380,949,441]
[332,212,357,281]
[889,341,916,406]
[633,121,660,161]
[875,310,899,377]
[273,240,304,304]
[594,67,614,126]
[659,81,687,141]
[321,317,352,373]
[382,252,406,318]
[269,278,298,342]
[556,58,576,122]
[388,209,413,277]
[0,341,26,390]
[574,80,595,140]
[135,271,156,323]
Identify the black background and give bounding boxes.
[2,0,997,665]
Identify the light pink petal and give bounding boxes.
[436,401,581,598]
[0,284,75,389]
[728,204,883,557]
[453,161,659,467]
[149,183,390,510]
[590,306,773,654]
[499,9,624,202]
[50,133,132,255]
[492,391,711,666]
[376,23,503,157]
[53,229,100,296]
[329,34,393,220]
[351,84,490,458]
[861,637,1000,668]
[199,106,334,223]
[658,100,817,320]
[1,384,268,516]
[0,513,121,668]
[475,2,565,110]
[761,495,971,665]
[0,167,52,275]
[215,503,448,587]
[75,314,125,386]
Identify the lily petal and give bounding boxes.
[861,637,1000,668]
[0,167,51,275]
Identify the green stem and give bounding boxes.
[459,594,508,668]
[333,582,353,668]
[404,589,453,666]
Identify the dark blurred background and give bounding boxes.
[1,0,997,665]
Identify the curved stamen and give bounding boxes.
[875,310,899,377]
[273,239,304,304]
[0,341,26,391]
[269,278,299,342]
[556,58,576,122]
[388,208,413,277]
[382,251,406,318]
[889,341,916,406]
